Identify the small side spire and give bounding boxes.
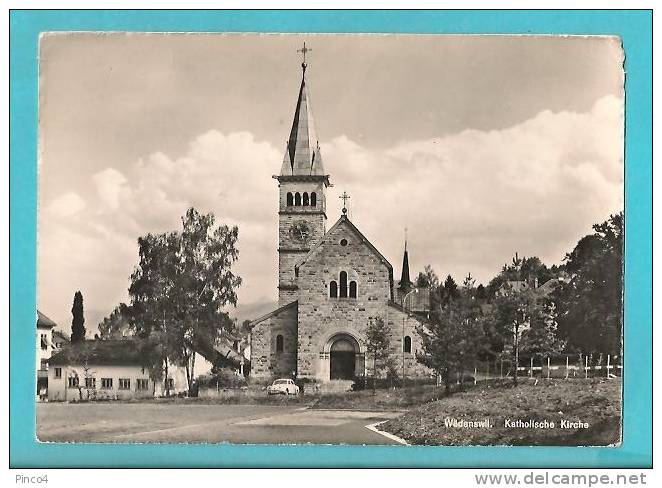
[400,229,412,290]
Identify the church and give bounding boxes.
[250,49,432,384]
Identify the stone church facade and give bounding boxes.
[250,56,432,383]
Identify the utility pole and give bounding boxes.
[163,308,169,397]
[402,289,418,388]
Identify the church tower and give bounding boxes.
[274,45,331,305]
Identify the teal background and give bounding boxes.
[10,10,652,468]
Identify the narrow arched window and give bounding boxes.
[311,192,317,206]
[286,192,294,206]
[295,193,301,206]
[303,192,309,206]
[339,271,348,298]
[404,336,412,354]
[276,334,284,353]
[349,281,357,298]
[329,281,338,298]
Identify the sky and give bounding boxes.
[38,33,625,332]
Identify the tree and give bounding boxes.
[417,273,486,393]
[491,284,540,385]
[364,316,391,394]
[519,301,566,361]
[71,291,86,343]
[554,213,623,354]
[439,274,460,308]
[129,231,181,395]
[98,303,133,339]
[128,208,242,395]
[486,254,555,297]
[416,265,440,289]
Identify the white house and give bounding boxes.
[47,339,190,401]
[36,310,57,395]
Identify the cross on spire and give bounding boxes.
[340,191,350,214]
[298,42,311,71]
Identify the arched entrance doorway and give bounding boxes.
[330,338,356,380]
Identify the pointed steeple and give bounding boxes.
[399,231,412,290]
[280,50,326,177]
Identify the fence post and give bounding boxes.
[585,355,589,379]
[474,366,477,385]
[547,357,550,379]
[529,357,533,378]
[607,354,611,378]
[486,363,490,382]
[565,356,569,379]
[500,359,503,379]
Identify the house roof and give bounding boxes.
[48,339,149,366]
[194,337,248,369]
[295,215,393,272]
[37,310,57,329]
[388,300,429,325]
[249,300,298,327]
[52,330,70,341]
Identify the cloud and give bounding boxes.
[45,191,86,218]
[324,95,624,283]
[93,168,128,210]
[38,95,623,327]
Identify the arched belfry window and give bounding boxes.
[311,192,317,206]
[303,192,309,206]
[286,192,294,206]
[404,336,412,354]
[329,281,338,298]
[339,271,348,298]
[276,334,284,353]
[295,193,301,206]
[349,281,357,299]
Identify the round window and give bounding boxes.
[340,238,348,246]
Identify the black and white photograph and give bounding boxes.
[35,33,624,446]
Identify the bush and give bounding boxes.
[351,375,366,391]
[198,368,247,389]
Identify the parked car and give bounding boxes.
[267,378,300,395]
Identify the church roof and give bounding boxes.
[249,300,298,327]
[279,63,327,178]
[295,214,393,273]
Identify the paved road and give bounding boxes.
[36,403,402,445]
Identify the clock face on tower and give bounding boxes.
[289,220,311,243]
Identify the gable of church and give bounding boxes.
[295,216,394,297]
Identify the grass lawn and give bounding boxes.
[381,378,621,446]
[310,384,447,411]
